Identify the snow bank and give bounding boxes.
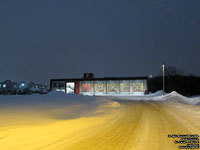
[0,91,109,109]
[190,96,200,105]
[109,91,200,105]
[0,91,200,109]
[0,91,115,122]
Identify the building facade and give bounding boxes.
[50,74,148,96]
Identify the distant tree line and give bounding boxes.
[148,66,200,96]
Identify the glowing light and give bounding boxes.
[162,63,165,68]
[149,75,153,78]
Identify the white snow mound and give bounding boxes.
[110,91,200,105]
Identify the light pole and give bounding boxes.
[162,62,165,95]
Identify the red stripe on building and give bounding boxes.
[75,80,79,94]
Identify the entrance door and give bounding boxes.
[66,82,75,94]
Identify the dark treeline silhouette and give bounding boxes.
[148,66,200,96]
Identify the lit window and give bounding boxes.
[119,80,129,93]
[66,82,75,94]
[3,84,6,88]
[132,81,144,92]
[107,81,117,93]
[52,82,65,91]
[94,81,104,93]
[82,83,92,92]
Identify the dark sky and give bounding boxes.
[0,0,200,85]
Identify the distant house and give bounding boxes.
[50,73,148,96]
[0,80,48,95]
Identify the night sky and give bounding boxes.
[0,0,200,85]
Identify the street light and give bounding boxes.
[162,62,165,95]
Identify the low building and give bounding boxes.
[0,80,48,95]
[50,73,148,96]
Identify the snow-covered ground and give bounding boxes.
[0,91,112,121]
[0,91,200,108]
[0,91,107,108]
[109,90,200,105]
[0,91,199,150]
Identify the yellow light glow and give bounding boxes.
[0,101,199,150]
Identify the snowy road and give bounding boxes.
[67,101,200,150]
[0,100,200,150]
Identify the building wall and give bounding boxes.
[51,79,148,96]
[79,79,147,96]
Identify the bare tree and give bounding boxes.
[158,65,185,77]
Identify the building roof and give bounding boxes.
[50,76,148,82]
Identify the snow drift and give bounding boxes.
[0,91,112,125]
[0,91,109,108]
[109,91,200,105]
[0,91,200,108]
[0,91,199,150]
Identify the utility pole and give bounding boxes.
[162,62,165,95]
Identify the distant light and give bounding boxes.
[3,84,6,88]
[21,83,25,86]
[149,75,153,78]
[162,62,165,68]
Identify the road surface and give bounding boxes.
[0,100,199,150]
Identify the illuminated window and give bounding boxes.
[107,81,117,93]
[82,82,92,92]
[52,82,65,92]
[53,82,65,88]
[66,82,75,94]
[132,81,144,92]
[94,81,104,93]
[120,80,129,93]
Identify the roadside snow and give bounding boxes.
[0,91,108,109]
[109,91,200,105]
[0,91,113,121]
[0,91,200,108]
